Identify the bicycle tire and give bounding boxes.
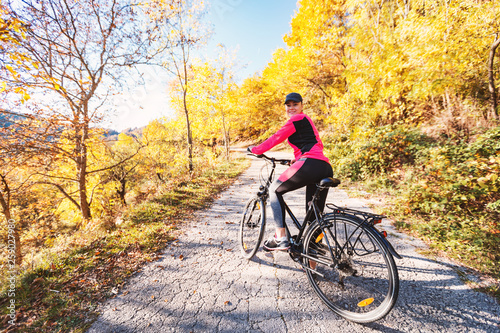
[239,196,266,259]
[303,216,399,323]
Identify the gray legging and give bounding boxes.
[269,158,333,228]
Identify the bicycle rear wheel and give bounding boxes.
[239,197,266,259]
[303,216,399,323]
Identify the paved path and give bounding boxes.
[88,152,500,333]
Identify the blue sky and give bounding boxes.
[205,0,298,80]
[108,0,299,131]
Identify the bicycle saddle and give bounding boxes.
[319,177,341,188]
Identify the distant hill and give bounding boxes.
[1,111,144,141]
[122,127,143,138]
[0,111,29,128]
[102,126,144,142]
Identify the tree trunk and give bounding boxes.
[13,221,21,266]
[224,129,230,161]
[78,163,92,220]
[183,88,194,172]
[118,178,127,206]
[488,36,500,120]
[75,111,92,221]
[220,108,230,161]
[0,175,22,265]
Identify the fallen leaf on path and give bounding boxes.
[179,254,184,260]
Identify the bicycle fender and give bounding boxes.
[379,236,402,259]
[363,222,403,260]
[369,225,402,260]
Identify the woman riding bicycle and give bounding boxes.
[249,92,333,251]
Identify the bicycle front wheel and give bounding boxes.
[303,216,399,323]
[239,197,266,259]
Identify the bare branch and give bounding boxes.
[36,181,81,210]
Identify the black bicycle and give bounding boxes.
[239,152,401,323]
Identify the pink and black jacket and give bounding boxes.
[251,113,330,164]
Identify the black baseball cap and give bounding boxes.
[284,92,303,104]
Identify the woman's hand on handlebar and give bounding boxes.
[247,147,291,165]
[247,146,263,157]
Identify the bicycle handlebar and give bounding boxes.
[246,148,291,165]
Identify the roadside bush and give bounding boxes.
[406,128,500,217]
[326,125,434,179]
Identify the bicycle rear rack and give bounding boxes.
[325,203,385,225]
[325,203,402,259]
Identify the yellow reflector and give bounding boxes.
[243,243,248,250]
[315,233,324,243]
[358,298,374,307]
[256,202,260,209]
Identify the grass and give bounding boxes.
[0,155,250,332]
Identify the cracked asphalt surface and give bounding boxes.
[88,152,500,333]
